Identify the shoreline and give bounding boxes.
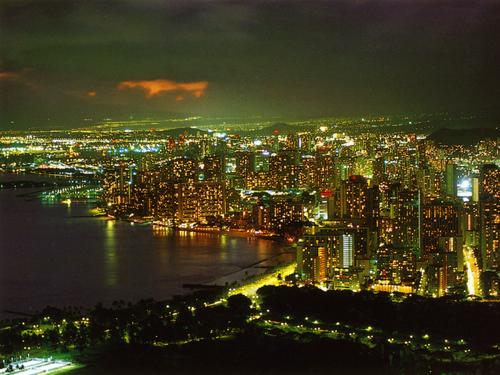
[104,213,285,242]
[0,183,296,318]
[0,203,295,320]
[206,253,295,288]
[1,251,296,320]
[157,225,283,242]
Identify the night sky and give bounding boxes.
[1,0,500,129]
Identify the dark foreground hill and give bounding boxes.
[428,127,499,146]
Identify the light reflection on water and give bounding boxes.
[0,189,293,316]
[105,220,117,287]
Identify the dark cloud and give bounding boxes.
[1,0,500,129]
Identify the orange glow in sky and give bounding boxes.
[0,71,20,80]
[117,79,208,99]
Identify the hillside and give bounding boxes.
[427,127,499,146]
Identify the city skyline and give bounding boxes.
[1,119,498,297]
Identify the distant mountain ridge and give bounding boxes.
[157,127,207,137]
[234,122,312,136]
[427,127,499,146]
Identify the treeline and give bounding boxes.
[0,292,251,355]
[84,330,391,375]
[257,286,500,348]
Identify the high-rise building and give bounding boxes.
[297,226,334,284]
[296,228,330,284]
[235,151,253,188]
[268,195,303,231]
[372,154,385,186]
[480,199,499,271]
[479,164,499,271]
[472,177,480,202]
[299,155,317,189]
[252,200,270,229]
[376,244,416,288]
[480,164,500,200]
[269,150,299,189]
[339,175,368,220]
[381,184,420,251]
[365,186,380,231]
[172,156,197,183]
[253,151,270,172]
[445,163,458,197]
[297,224,370,286]
[316,153,335,188]
[202,155,223,182]
[177,182,226,223]
[340,233,354,268]
[421,199,460,257]
[102,163,135,214]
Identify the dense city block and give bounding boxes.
[1,116,498,299]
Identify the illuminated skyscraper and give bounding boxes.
[340,233,354,268]
[203,155,223,182]
[339,175,367,220]
[172,156,197,183]
[235,151,253,179]
[299,155,317,189]
[382,184,420,251]
[315,153,335,188]
[102,162,135,214]
[479,164,499,271]
[269,150,299,189]
[445,163,458,197]
[268,195,303,231]
[297,226,331,283]
[480,164,500,200]
[376,244,416,289]
[253,151,270,172]
[372,154,385,185]
[472,177,480,202]
[177,181,226,223]
[232,151,251,189]
[297,224,370,288]
[297,241,329,284]
[421,199,460,257]
[252,200,269,229]
[421,199,463,295]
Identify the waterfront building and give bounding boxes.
[102,163,135,214]
[252,200,270,229]
[177,181,226,224]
